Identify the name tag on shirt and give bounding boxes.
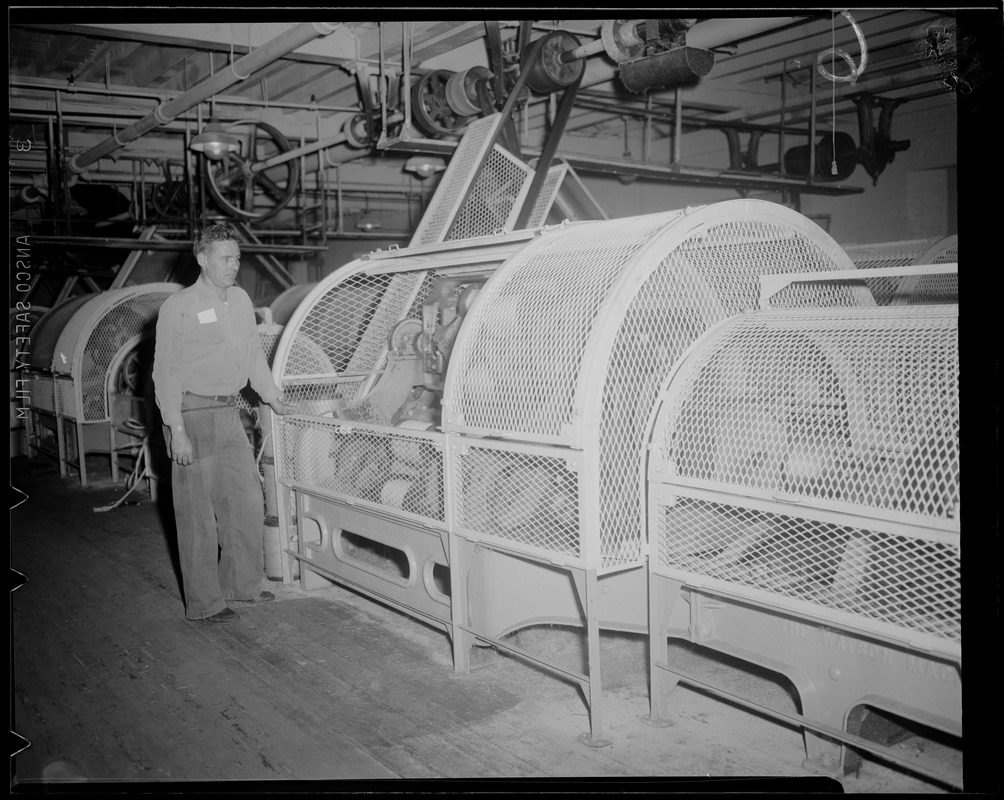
[197,308,218,324]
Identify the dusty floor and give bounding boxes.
[11,453,969,793]
[300,578,963,793]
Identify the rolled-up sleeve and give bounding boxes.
[153,294,185,426]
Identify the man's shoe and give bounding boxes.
[204,607,239,623]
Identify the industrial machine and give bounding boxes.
[6,16,965,787]
[23,283,181,486]
[238,283,319,416]
[265,197,924,754]
[844,234,958,305]
[645,302,959,785]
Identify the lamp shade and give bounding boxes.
[191,119,241,161]
[404,155,447,179]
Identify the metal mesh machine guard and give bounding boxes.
[24,283,181,486]
[645,303,960,782]
[445,199,868,571]
[844,235,958,305]
[267,200,879,749]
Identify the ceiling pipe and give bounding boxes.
[577,16,811,91]
[67,22,341,175]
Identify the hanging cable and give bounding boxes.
[817,9,867,85]
[93,434,151,512]
[830,14,837,175]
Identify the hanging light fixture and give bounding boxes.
[403,155,447,179]
[190,98,240,161]
[191,118,241,160]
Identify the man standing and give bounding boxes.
[153,222,295,623]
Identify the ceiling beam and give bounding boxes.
[70,40,120,81]
[125,46,202,89]
[31,20,494,70]
[265,64,342,103]
[24,22,362,67]
[224,59,297,99]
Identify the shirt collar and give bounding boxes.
[196,274,230,302]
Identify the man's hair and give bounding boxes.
[193,223,240,258]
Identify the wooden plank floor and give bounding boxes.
[10,456,534,786]
[11,454,970,793]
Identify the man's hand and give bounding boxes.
[268,399,297,416]
[167,424,194,466]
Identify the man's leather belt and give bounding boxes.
[184,391,237,405]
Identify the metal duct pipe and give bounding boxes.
[578,16,810,90]
[67,22,341,174]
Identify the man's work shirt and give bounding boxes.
[153,276,279,427]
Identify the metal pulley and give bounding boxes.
[600,19,646,62]
[343,114,373,148]
[523,31,586,94]
[445,66,494,116]
[411,69,471,136]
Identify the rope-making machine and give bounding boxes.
[645,302,959,786]
[266,197,900,751]
[23,283,181,486]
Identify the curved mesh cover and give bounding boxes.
[901,234,959,305]
[448,206,861,444]
[650,304,959,650]
[845,236,958,305]
[444,212,683,440]
[895,272,958,306]
[274,240,523,419]
[277,270,428,415]
[50,285,179,421]
[919,234,958,264]
[269,283,316,326]
[844,238,939,271]
[446,200,865,569]
[27,296,92,370]
[79,289,179,421]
